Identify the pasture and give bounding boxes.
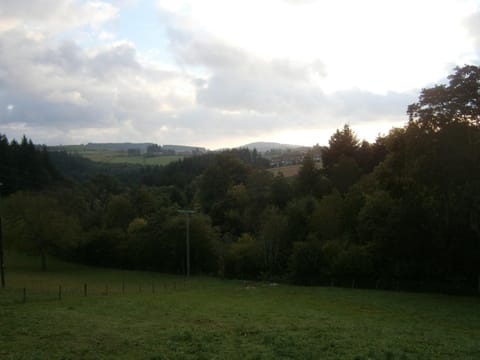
[268,164,302,178]
[75,150,183,166]
[1,253,479,359]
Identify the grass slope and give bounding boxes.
[77,151,183,166]
[268,164,302,178]
[1,253,479,359]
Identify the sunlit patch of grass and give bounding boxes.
[268,164,302,177]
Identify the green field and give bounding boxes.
[268,164,302,178]
[1,253,479,359]
[50,145,183,166]
[76,150,183,166]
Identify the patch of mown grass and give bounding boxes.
[1,252,479,359]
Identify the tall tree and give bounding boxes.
[322,124,360,170]
[373,65,480,289]
[259,206,289,275]
[0,134,59,195]
[407,65,480,131]
[296,153,322,196]
[3,192,81,270]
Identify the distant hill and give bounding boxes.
[50,141,301,155]
[239,142,305,153]
[162,145,207,154]
[49,143,207,154]
[49,143,155,152]
[85,143,154,151]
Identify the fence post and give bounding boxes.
[351,279,356,289]
[58,285,62,300]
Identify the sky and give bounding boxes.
[0,0,479,149]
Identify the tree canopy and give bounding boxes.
[407,65,480,131]
[2,65,480,294]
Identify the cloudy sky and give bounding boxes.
[0,0,479,149]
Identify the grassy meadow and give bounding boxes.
[75,150,183,166]
[268,164,302,178]
[49,145,183,166]
[1,253,479,360]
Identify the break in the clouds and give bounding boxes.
[0,0,479,149]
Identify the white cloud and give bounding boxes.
[98,31,115,41]
[0,23,196,144]
[466,10,480,56]
[160,6,416,135]
[0,0,118,35]
[158,0,477,94]
[1,0,479,149]
[46,90,89,106]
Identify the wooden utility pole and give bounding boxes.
[0,182,5,288]
[177,210,196,277]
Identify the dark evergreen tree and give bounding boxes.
[322,124,360,170]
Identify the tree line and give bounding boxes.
[1,65,479,294]
[0,135,60,195]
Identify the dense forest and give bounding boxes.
[1,65,479,294]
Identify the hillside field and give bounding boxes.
[268,164,302,178]
[49,146,183,166]
[76,150,183,166]
[0,253,479,359]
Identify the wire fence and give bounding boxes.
[0,279,188,305]
[1,276,477,305]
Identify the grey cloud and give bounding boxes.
[0,0,118,34]
[0,1,193,143]
[0,0,67,21]
[0,3,182,137]
[1,1,418,148]
[0,26,194,141]
[90,43,141,77]
[157,106,292,144]
[154,6,416,144]
[331,89,416,121]
[37,40,141,78]
[167,24,328,114]
[197,67,326,114]
[37,40,178,83]
[37,41,88,75]
[171,32,245,69]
